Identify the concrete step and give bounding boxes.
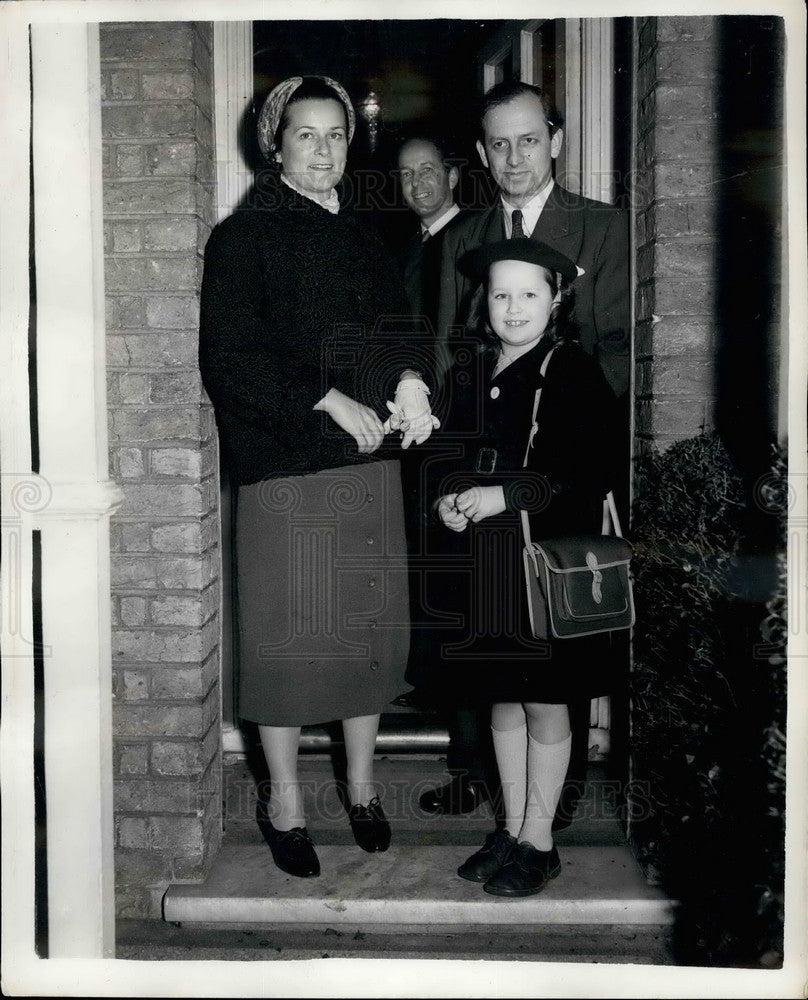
[163,842,675,929]
[158,757,674,962]
[117,917,675,963]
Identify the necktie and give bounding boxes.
[511,209,526,239]
[421,229,430,243]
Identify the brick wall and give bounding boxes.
[634,17,720,453]
[101,21,221,917]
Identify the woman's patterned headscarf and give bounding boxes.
[256,75,356,161]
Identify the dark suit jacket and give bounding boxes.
[397,209,474,363]
[437,184,630,397]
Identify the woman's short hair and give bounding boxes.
[466,265,578,356]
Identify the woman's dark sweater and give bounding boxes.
[199,182,421,485]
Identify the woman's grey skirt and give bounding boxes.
[235,460,411,726]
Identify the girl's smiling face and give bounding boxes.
[487,259,558,354]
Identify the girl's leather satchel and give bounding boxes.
[520,347,635,640]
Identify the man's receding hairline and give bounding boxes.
[481,90,549,131]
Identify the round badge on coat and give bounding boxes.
[490,386,500,399]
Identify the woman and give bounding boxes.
[428,239,618,896]
[199,76,436,878]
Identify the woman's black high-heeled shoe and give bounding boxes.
[347,796,391,853]
[256,801,320,878]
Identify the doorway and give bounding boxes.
[216,17,633,782]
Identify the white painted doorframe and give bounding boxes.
[1,21,119,961]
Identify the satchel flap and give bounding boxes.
[533,535,632,573]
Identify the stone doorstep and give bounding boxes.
[163,843,675,930]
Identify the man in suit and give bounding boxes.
[396,134,470,350]
[421,79,630,820]
[391,135,503,806]
[437,80,630,398]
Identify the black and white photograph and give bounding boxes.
[0,0,805,996]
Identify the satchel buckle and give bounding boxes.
[475,447,497,475]
[586,551,603,604]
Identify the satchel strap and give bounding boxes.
[521,344,558,468]
[519,343,621,561]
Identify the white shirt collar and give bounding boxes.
[281,173,340,214]
[501,179,554,237]
[422,202,460,238]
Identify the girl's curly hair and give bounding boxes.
[466,266,578,359]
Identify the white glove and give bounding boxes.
[437,494,469,532]
[454,485,506,523]
[382,400,405,435]
[392,377,440,449]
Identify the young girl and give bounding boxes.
[431,239,619,897]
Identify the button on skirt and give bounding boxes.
[235,460,411,726]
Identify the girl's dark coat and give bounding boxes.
[408,334,621,703]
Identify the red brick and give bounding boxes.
[151,666,208,699]
[145,258,198,291]
[145,295,199,330]
[121,523,151,552]
[119,484,203,519]
[144,141,196,177]
[149,816,204,852]
[655,41,717,81]
[650,357,713,396]
[114,778,199,814]
[106,258,147,291]
[123,669,150,701]
[655,84,717,122]
[654,200,715,239]
[644,316,715,357]
[109,409,201,444]
[112,555,157,588]
[200,406,217,441]
[115,145,144,177]
[151,522,203,554]
[100,24,195,62]
[654,123,717,162]
[200,440,218,478]
[656,17,715,43]
[114,448,146,480]
[655,162,715,199]
[149,371,201,404]
[114,702,206,738]
[637,398,710,440]
[117,817,149,848]
[143,218,197,251]
[655,241,715,278]
[654,277,715,315]
[102,103,195,140]
[104,179,195,216]
[150,448,201,478]
[121,596,148,626]
[151,741,205,777]
[107,295,147,331]
[118,743,149,775]
[107,332,198,367]
[114,628,209,664]
[111,221,143,252]
[110,69,139,100]
[141,71,195,101]
[119,373,148,403]
[150,594,204,626]
[155,554,210,590]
